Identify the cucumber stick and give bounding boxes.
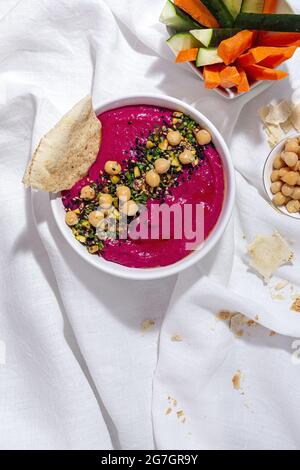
[241,0,264,13]
[159,0,200,31]
[222,0,243,19]
[235,13,300,32]
[196,48,223,67]
[190,28,241,47]
[167,33,201,54]
[200,0,234,28]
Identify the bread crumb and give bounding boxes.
[165,407,172,415]
[291,298,300,313]
[141,319,155,334]
[269,330,277,337]
[217,310,234,321]
[232,370,242,391]
[275,280,289,291]
[171,334,183,342]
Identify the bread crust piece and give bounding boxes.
[247,231,294,282]
[23,96,101,193]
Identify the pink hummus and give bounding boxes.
[62,105,225,268]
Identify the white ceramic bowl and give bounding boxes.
[50,94,235,280]
[263,134,300,220]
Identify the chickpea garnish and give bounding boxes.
[282,184,294,197]
[154,158,171,174]
[179,149,194,165]
[271,170,280,182]
[104,160,121,176]
[145,169,160,188]
[270,181,282,194]
[282,171,299,186]
[292,187,300,200]
[273,155,285,170]
[286,200,300,213]
[116,185,131,201]
[196,129,212,146]
[273,192,287,206]
[167,130,182,147]
[282,151,298,168]
[65,211,79,227]
[88,211,105,228]
[120,200,139,217]
[99,193,113,209]
[285,138,299,154]
[88,246,99,254]
[80,185,95,200]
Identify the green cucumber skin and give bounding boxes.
[160,0,200,31]
[222,0,243,19]
[208,28,241,47]
[241,0,264,13]
[235,13,300,32]
[200,0,234,28]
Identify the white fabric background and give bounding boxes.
[1,0,300,450]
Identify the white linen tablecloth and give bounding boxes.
[1,0,300,450]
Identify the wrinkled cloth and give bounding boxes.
[0,0,300,450]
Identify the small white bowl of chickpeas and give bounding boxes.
[264,135,300,219]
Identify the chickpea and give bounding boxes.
[292,187,300,200]
[120,200,139,217]
[273,192,287,206]
[282,184,294,197]
[167,130,182,147]
[104,160,121,176]
[273,154,285,170]
[293,161,300,172]
[99,193,113,209]
[285,138,299,154]
[270,181,283,194]
[145,169,160,188]
[80,185,95,200]
[65,211,79,227]
[271,170,280,182]
[154,158,171,174]
[282,151,298,168]
[179,149,194,165]
[116,185,131,201]
[286,200,300,213]
[297,176,300,186]
[196,129,212,146]
[88,210,104,228]
[282,171,299,186]
[278,167,289,178]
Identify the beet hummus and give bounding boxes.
[62,105,225,268]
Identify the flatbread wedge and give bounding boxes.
[23,96,101,192]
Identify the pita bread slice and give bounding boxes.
[23,96,101,192]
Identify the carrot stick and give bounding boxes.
[203,64,223,89]
[263,0,278,13]
[218,30,255,65]
[259,46,297,68]
[237,46,296,67]
[175,48,199,63]
[256,32,300,47]
[219,66,241,88]
[236,67,250,93]
[244,64,288,81]
[174,0,219,28]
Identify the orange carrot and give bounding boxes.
[174,0,219,28]
[256,32,300,47]
[236,67,250,93]
[263,0,278,13]
[218,30,255,65]
[260,46,297,68]
[175,48,199,63]
[203,64,223,89]
[244,64,288,81]
[219,66,241,88]
[237,46,296,67]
